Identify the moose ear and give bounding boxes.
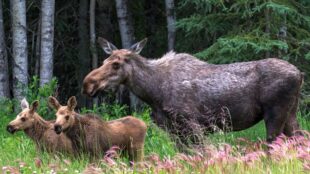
[21,98,29,110]
[67,96,77,111]
[30,100,39,113]
[97,37,118,55]
[129,38,147,54]
[48,96,61,110]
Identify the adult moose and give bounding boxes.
[82,37,303,145]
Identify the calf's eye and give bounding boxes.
[65,115,69,121]
[21,117,26,122]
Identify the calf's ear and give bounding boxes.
[97,37,118,55]
[67,96,77,111]
[21,98,29,110]
[30,100,39,113]
[48,96,61,110]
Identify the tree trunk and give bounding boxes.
[115,0,134,48]
[40,0,55,86]
[264,7,271,58]
[144,0,157,57]
[11,0,28,100]
[90,0,98,69]
[278,15,287,58]
[115,0,142,111]
[0,0,9,98]
[96,0,114,42]
[89,0,98,106]
[96,0,114,105]
[76,0,90,107]
[35,17,41,77]
[165,0,176,51]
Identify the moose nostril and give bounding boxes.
[54,125,60,130]
[6,125,14,133]
[54,125,62,134]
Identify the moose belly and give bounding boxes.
[189,71,262,131]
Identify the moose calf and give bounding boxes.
[48,96,147,161]
[7,99,73,154]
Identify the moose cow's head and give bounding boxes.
[82,37,147,97]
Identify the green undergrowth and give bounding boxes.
[1,78,310,173]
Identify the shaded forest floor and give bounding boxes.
[1,107,310,173]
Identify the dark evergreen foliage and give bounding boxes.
[176,0,310,95]
[0,0,309,106]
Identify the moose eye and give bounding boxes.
[112,62,120,70]
[21,117,26,122]
[65,115,70,121]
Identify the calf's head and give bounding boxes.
[82,37,147,97]
[48,96,77,134]
[7,99,39,134]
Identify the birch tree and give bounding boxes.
[40,0,55,86]
[11,0,28,100]
[0,0,9,98]
[90,0,98,106]
[115,0,134,48]
[165,0,176,51]
[115,0,142,110]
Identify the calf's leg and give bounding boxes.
[132,145,144,162]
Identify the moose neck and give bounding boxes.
[65,113,85,151]
[24,114,50,142]
[125,55,164,106]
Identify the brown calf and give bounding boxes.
[48,96,147,161]
[7,99,73,154]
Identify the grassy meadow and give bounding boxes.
[1,78,310,174]
[1,99,310,174]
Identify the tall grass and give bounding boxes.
[1,78,310,173]
[0,97,178,173]
[1,101,310,173]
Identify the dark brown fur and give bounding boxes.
[82,38,303,145]
[49,96,147,161]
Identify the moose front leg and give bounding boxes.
[150,109,169,128]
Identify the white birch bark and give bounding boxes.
[115,0,134,48]
[165,0,176,51]
[11,0,28,100]
[40,0,55,86]
[115,0,142,111]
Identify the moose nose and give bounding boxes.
[54,124,62,134]
[6,125,15,134]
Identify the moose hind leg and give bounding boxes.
[264,105,290,143]
[283,97,301,137]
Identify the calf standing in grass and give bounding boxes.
[48,96,147,161]
[6,99,73,154]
